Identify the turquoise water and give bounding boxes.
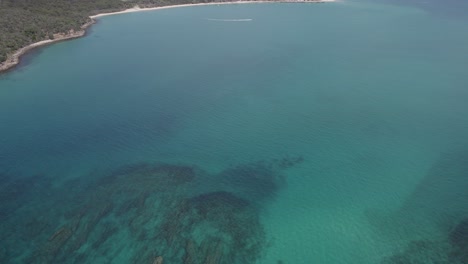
[1,1,468,263]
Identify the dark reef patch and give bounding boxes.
[381,217,468,264]
[449,219,468,263]
[0,157,299,263]
[449,218,468,249]
[219,156,303,204]
[189,191,251,214]
[378,148,468,264]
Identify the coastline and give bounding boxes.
[0,0,334,74]
[0,20,95,74]
[90,0,335,18]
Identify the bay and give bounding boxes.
[1,2,468,263]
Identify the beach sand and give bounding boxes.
[0,0,334,73]
[90,0,335,19]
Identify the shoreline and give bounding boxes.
[0,20,95,74]
[90,0,335,18]
[0,0,334,74]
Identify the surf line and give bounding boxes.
[206,18,253,22]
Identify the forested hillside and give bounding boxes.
[0,0,217,63]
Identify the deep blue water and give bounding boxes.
[1,1,468,263]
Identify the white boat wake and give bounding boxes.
[206,18,253,22]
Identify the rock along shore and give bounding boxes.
[0,20,95,74]
[0,0,333,74]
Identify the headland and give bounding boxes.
[0,0,334,74]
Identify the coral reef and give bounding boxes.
[449,219,468,263]
[0,157,298,263]
[381,149,468,264]
[219,156,303,203]
[381,217,468,264]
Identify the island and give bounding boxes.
[0,0,333,74]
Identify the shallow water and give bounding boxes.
[1,2,468,263]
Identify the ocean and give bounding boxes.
[1,1,468,263]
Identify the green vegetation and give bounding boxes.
[0,0,221,63]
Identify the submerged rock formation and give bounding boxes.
[449,219,468,263]
[0,157,299,263]
[381,217,468,264]
[380,149,468,264]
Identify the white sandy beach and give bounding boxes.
[1,0,334,73]
[90,0,335,18]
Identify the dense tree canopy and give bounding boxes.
[0,0,221,63]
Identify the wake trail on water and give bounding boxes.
[206,18,253,22]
